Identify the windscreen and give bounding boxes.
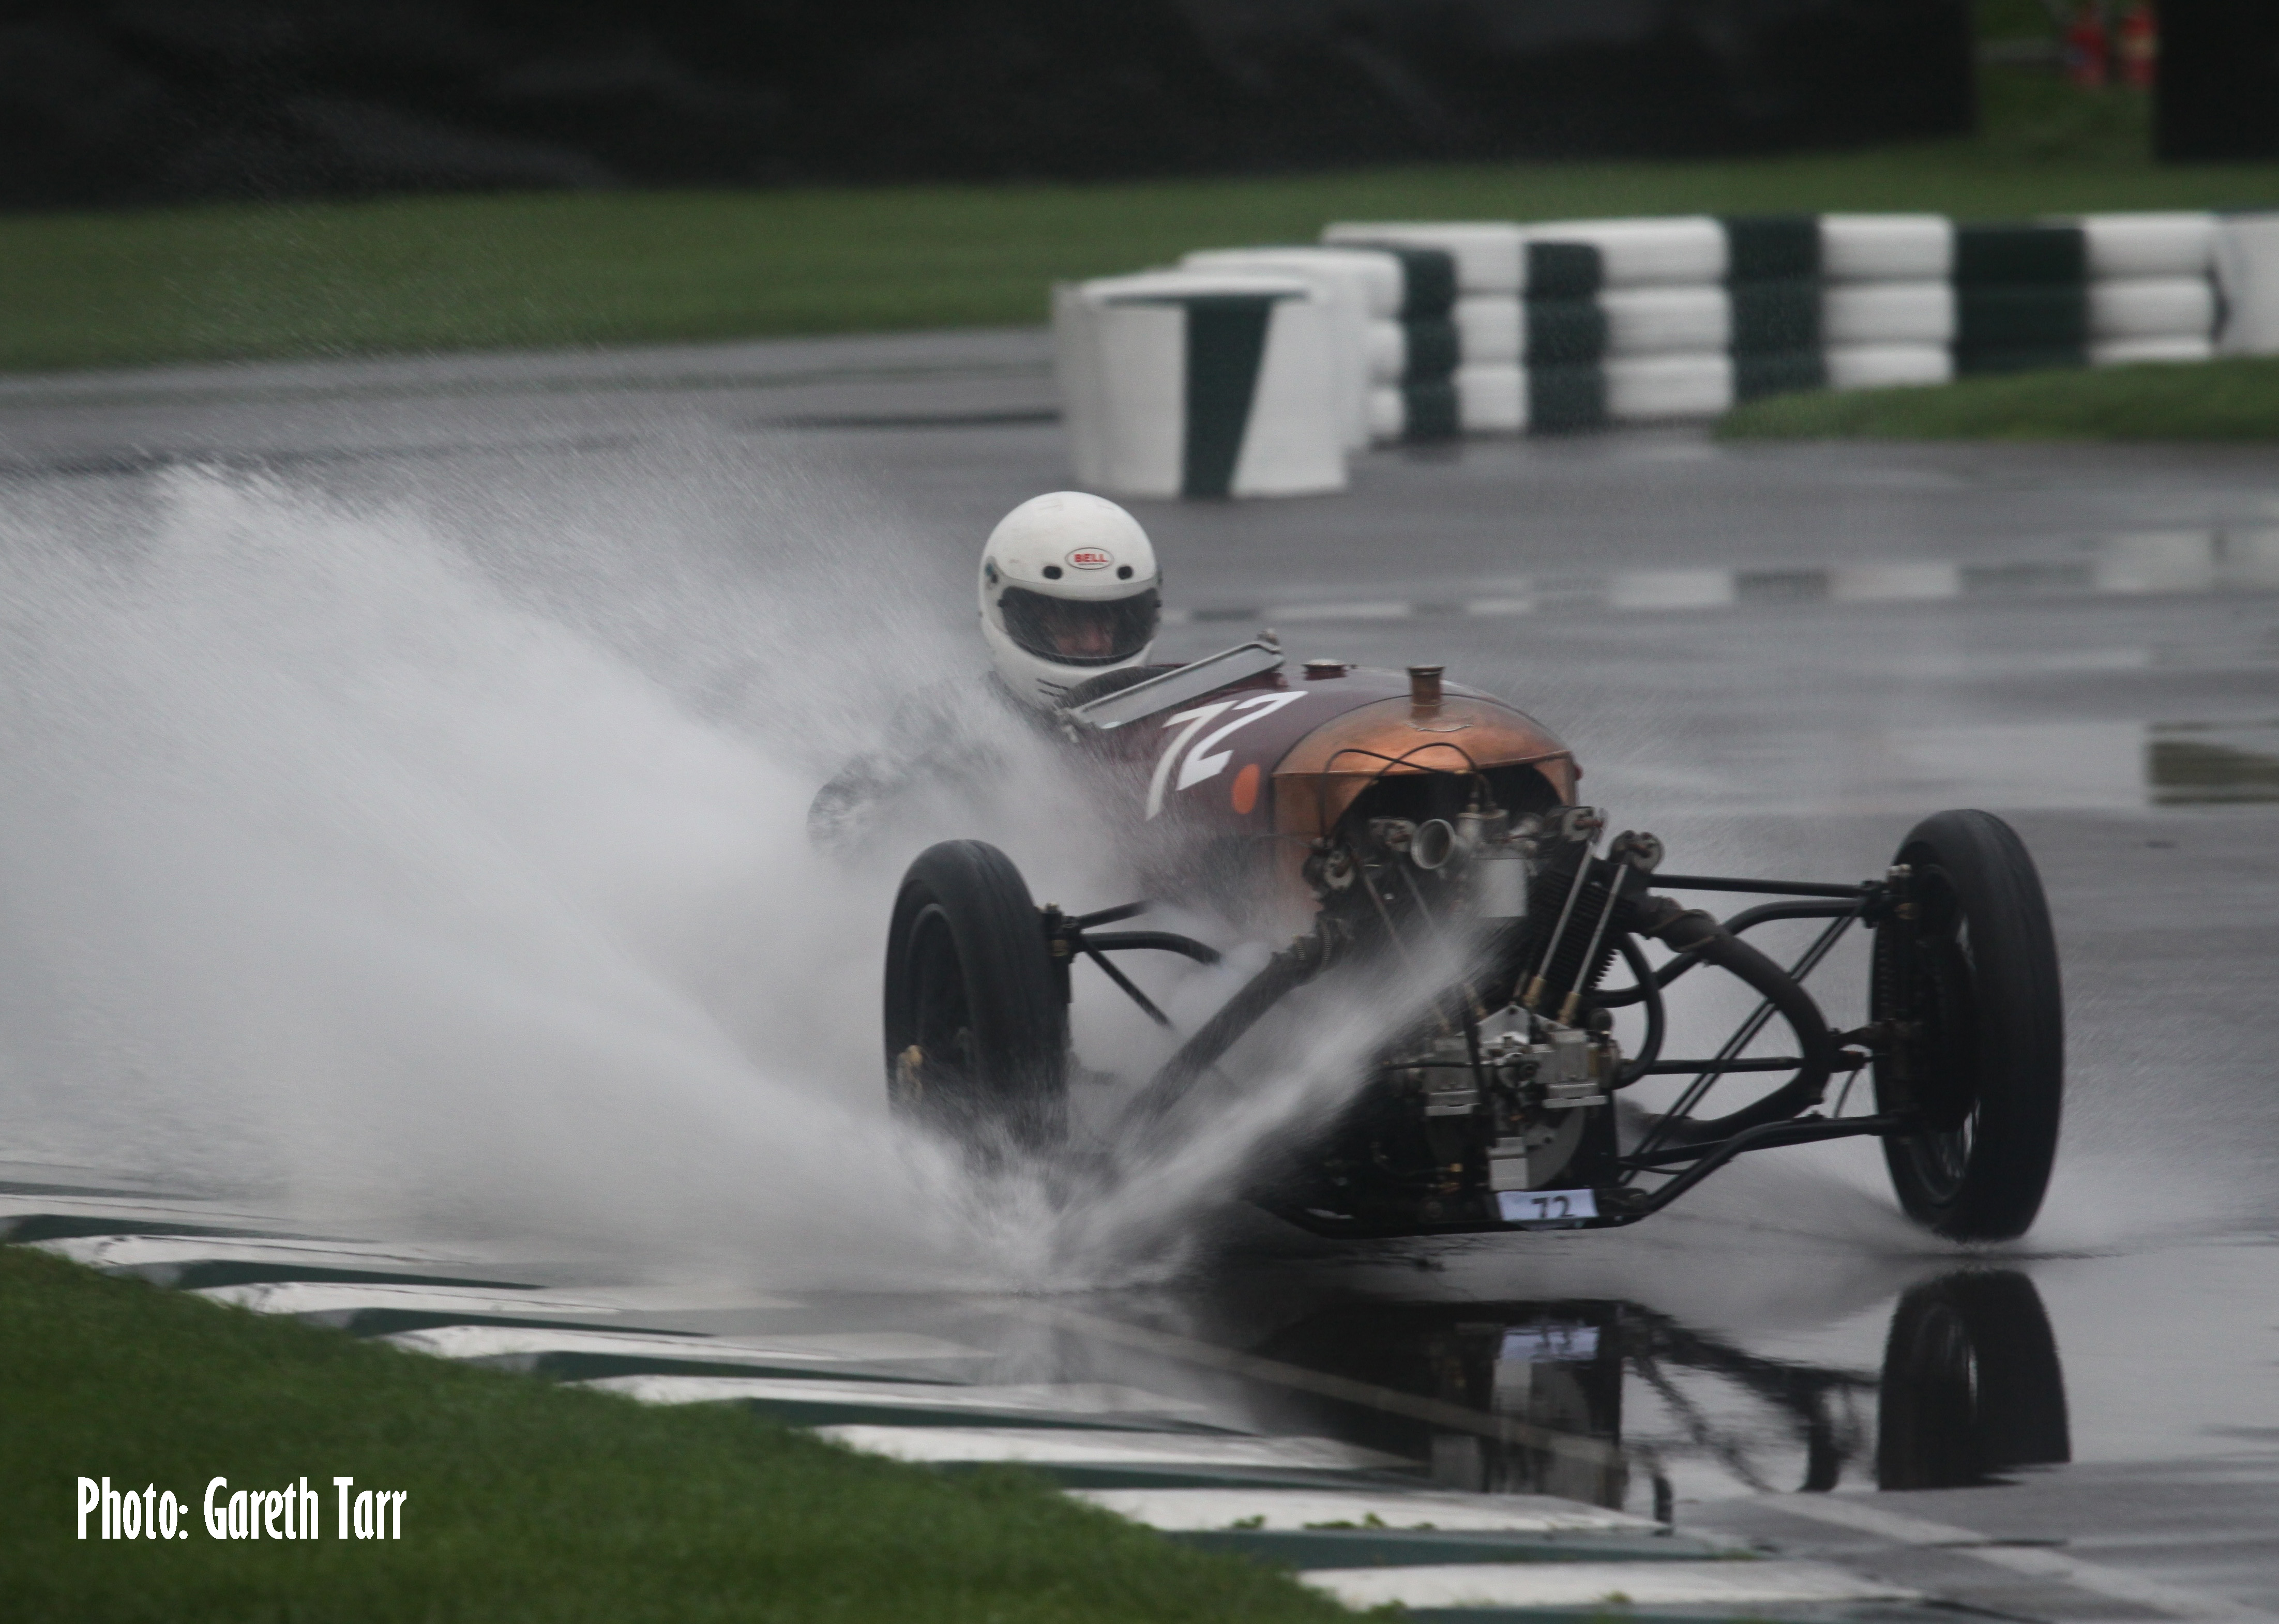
[1066,641,1288,730]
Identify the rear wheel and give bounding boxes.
[883,840,1067,1152]
[1872,810,2063,1240]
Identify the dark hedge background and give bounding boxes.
[2157,0,2279,162]
[1,1,1977,209]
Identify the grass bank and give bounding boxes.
[1718,356,2279,441]
[3,74,2276,373]
[0,1246,1352,1624]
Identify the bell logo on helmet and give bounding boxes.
[1065,547,1114,570]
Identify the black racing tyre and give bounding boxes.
[1872,810,2063,1241]
[882,840,1067,1152]
[1876,1270,2071,1490]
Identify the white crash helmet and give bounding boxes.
[978,492,1162,709]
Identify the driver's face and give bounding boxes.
[1035,599,1117,658]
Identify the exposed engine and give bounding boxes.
[1287,782,1668,1227]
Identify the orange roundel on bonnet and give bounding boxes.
[1230,762,1262,816]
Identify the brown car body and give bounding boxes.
[1078,661,1576,918]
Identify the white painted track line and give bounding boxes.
[1071,1486,1655,1534]
[813,1425,1411,1471]
[196,1282,622,1317]
[1304,1557,1918,1610]
[37,1234,495,1270]
[383,1324,987,1364]
[1761,1495,2279,1623]
[0,1193,296,1230]
[584,1375,1214,1422]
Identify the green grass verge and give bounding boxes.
[0,1246,1357,1623]
[1717,356,2279,441]
[1,70,2274,372]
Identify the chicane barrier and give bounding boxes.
[1054,210,2277,493]
[1053,270,1347,499]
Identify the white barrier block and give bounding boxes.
[1820,214,1954,282]
[1364,318,1406,385]
[2073,212,2218,278]
[2091,336,2217,366]
[1055,271,1345,499]
[1823,281,1956,345]
[2089,276,2217,340]
[1454,294,1522,363]
[1183,248,1391,448]
[1826,344,1954,390]
[1366,385,1405,443]
[1525,217,1727,286]
[1236,295,1352,495]
[1456,363,1525,433]
[2215,214,2279,354]
[1051,286,1099,480]
[1182,246,1403,317]
[1605,353,1733,420]
[1056,280,1176,493]
[1598,285,1730,355]
[1322,222,1525,293]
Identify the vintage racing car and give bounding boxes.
[880,639,2063,1243]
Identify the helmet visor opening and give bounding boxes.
[999,586,1160,667]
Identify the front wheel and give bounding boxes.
[1872,810,2063,1241]
[882,840,1067,1153]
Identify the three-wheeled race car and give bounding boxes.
[880,639,2063,1242]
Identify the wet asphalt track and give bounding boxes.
[4,330,2278,1618]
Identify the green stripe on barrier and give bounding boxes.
[1955,223,2087,285]
[1525,299,1607,366]
[1377,245,1459,318]
[1955,342,2089,375]
[1527,241,1602,300]
[1723,215,1822,281]
[1528,365,1608,433]
[1734,348,1829,401]
[1182,294,1276,498]
[1731,279,1820,352]
[1402,378,1462,442]
[1958,284,2088,348]
[1403,316,1462,382]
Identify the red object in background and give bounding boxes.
[2066,3,2110,87]
[2118,2,2158,89]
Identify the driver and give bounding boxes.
[978,491,1164,710]
[806,492,1166,848]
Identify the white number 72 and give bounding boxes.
[1144,692,1309,818]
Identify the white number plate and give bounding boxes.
[1497,1189,1598,1225]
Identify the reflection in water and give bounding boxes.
[1211,1268,2067,1515]
[1877,1271,2071,1491]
